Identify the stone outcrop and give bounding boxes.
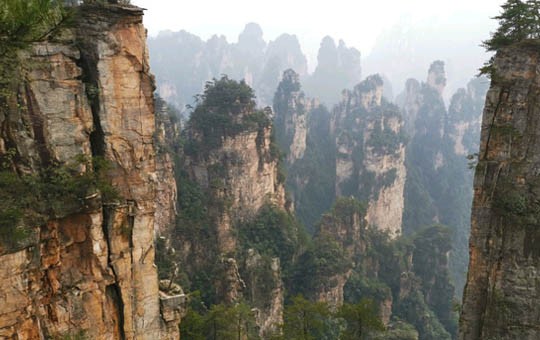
[272,69,336,232]
[245,250,284,338]
[186,126,286,253]
[399,61,489,296]
[460,43,540,340]
[427,60,447,96]
[273,69,317,164]
[0,3,179,339]
[314,199,366,308]
[174,81,289,335]
[333,75,407,237]
[154,98,180,235]
[447,77,489,157]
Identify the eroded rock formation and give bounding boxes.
[0,3,179,339]
[460,43,540,340]
[333,75,407,237]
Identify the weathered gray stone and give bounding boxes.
[460,43,540,340]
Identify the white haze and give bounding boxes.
[133,0,505,97]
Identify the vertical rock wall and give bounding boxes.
[0,4,179,339]
[333,75,407,237]
[460,43,540,340]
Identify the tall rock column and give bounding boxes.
[333,75,407,237]
[460,44,540,340]
[0,3,180,339]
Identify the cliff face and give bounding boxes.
[398,61,488,296]
[0,4,179,339]
[460,43,540,340]
[447,78,489,157]
[314,199,366,309]
[333,75,407,237]
[154,98,181,235]
[185,126,286,253]
[307,199,455,339]
[172,78,292,336]
[273,69,314,165]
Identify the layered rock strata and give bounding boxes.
[333,75,407,237]
[460,43,540,340]
[0,4,179,339]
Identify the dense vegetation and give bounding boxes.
[186,76,272,152]
[152,50,479,340]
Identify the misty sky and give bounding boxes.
[132,0,505,65]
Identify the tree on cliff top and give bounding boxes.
[483,0,539,51]
[481,0,540,75]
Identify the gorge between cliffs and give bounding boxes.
[1,1,539,340]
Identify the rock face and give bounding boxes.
[398,61,488,296]
[447,77,489,157]
[173,79,290,336]
[272,69,336,232]
[0,4,179,339]
[154,98,180,235]
[186,127,286,253]
[333,75,407,237]
[273,69,313,164]
[460,43,540,340]
[314,199,366,308]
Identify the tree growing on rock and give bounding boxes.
[481,0,540,75]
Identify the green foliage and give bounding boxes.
[411,226,457,337]
[291,234,352,297]
[395,291,451,340]
[187,76,271,152]
[0,0,69,103]
[282,295,332,340]
[366,119,406,155]
[483,0,540,51]
[52,330,87,340]
[237,204,301,268]
[372,320,418,340]
[180,302,259,340]
[344,274,392,306]
[0,0,67,54]
[0,155,118,248]
[337,299,385,340]
[481,0,540,76]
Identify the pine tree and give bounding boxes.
[483,0,532,51]
[527,0,540,37]
[480,0,540,76]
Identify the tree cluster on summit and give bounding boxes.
[484,0,540,50]
[481,0,540,76]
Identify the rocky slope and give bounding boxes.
[333,75,407,237]
[0,3,180,339]
[460,43,540,340]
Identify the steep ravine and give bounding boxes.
[0,4,180,339]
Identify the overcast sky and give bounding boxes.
[132,0,505,66]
